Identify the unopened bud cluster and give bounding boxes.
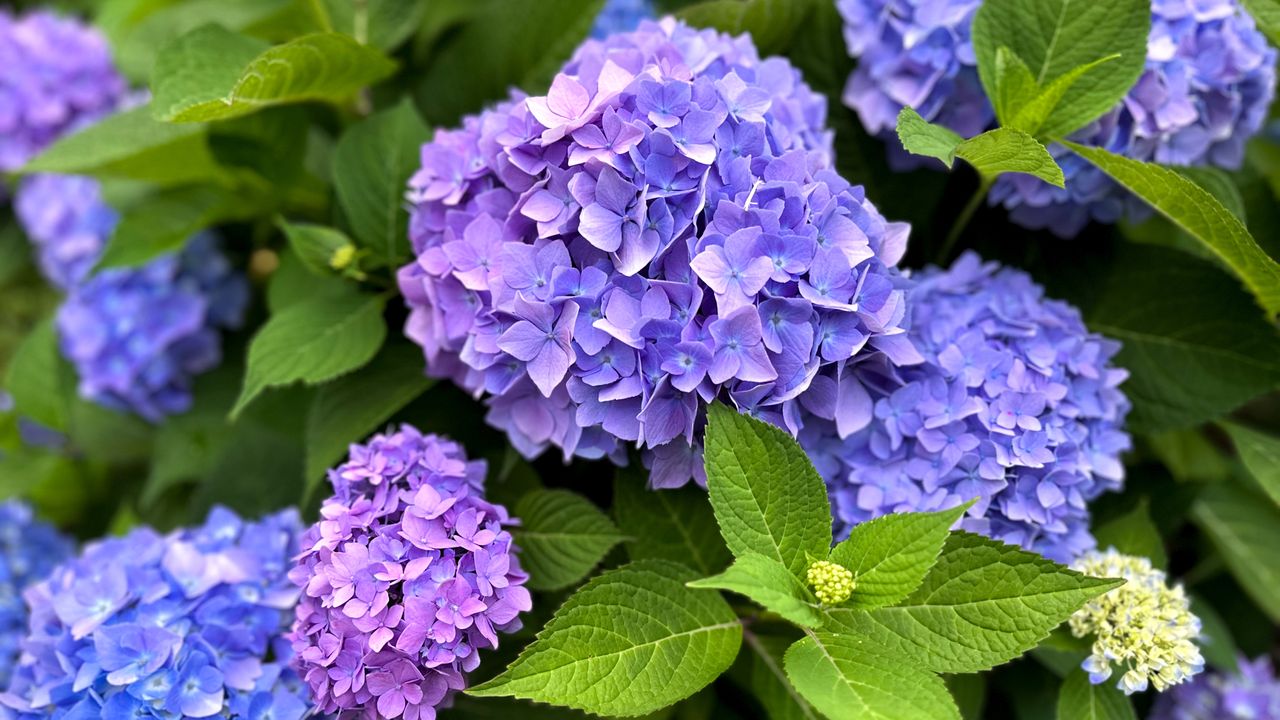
[807,560,855,605]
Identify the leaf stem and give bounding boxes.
[938,175,994,265]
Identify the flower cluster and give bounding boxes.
[799,253,1131,562]
[838,0,1278,237]
[590,0,654,39]
[1150,655,1280,720]
[0,507,312,719]
[0,501,73,688]
[0,9,125,175]
[399,18,914,488]
[15,174,248,422]
[1069,548,1204,695]
[289,426,531,719]
[992,0,1278,236]
[806,560,855,605]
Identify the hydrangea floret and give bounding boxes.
[806,560,854,605]
[399,18,914,489]
[838,0,1278,237]
[1069,548,1205,695]
[289,426,531,720]
[590,0,655,39]
[0,501,73,688]
[1150,654,1280,720]
[0,507,312,719]
[0,9,126,175]
[15,173,248,422]
[799,253,1131,562]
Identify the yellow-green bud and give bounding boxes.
[807,560,854,605]
[330,244,357,271]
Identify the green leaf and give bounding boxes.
[311,0,431,50]
[895,107,965,167]
[676,0,815,55]
[947,674,987,720]
[1240,0,1280,46]
[1191,483,1280,623]
[823,532,1122,674]
[22,106,222,186]
[896,110,1064,186]
[703,403,832,578]
[96,186,248,269]
[783,633,960,720]
[1051,243,1280,432]
[973,0,1150,139]
[304,343,434,487]
[992,47,1040,127]
[143,370,238,508]
[1190,595,1238,672]
[1220,421,1280,506]
[152,26,397,123]
[689,554,822,627]
[332,100,430,268]
[232,290,387,418]
[827,503,970,610]
[4,320,68,432]
[1056,669,1135,720]
[469,561,742,716]
[1092,500,1166,568]
[280,221,355,277]
[613,469,731,576]
[512,489,626,591]
[739,632,817,720]
[1063,142,1280,316]
[266,249,352,313]
[1006,55,1122,137]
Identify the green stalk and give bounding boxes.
[937,176,994,264]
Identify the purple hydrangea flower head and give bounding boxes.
[0,10,126,174]
[54,231,248,422]
[1151,655,1280,720]
[400,18,913,489]
[991,0,1278,237]
[0,501,73,688]
[14,174,117,291]
[839,0,1277,236]
[799,253,1131,561]
[0,507,313,719]
[288,426,531,719]
[591,0,655,39]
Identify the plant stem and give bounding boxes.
[938,176,993,264]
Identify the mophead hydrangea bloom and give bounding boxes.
[1150,655,1280,720]
[0,507,312,719]
[0,501,73,688]
[839,0,1278,237]
[14,172,248,422]
[0,9,126,174]
[590,0,655,39]
[399,18,914,488]
[289,426,530,719]
[55,230,248,423]
[1069,549,1204,695]
[799,253,1131,562]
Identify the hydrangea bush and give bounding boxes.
[801,253,1131,561]
[289,426,530,719]
[399,18,914,488]
[839,0,1278,236]
[0,2,1275,720]
[0,507,310,719]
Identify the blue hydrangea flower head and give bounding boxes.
[399,18,915,489]
[0,507,313,719]
[799,252,1131,561]
[54,229,249,422]
[1151,655,1280,719]
[0,9,126,174]
[14,174,117,291]
[0,501,73,689]
[289,426,531,719]
[839,0,1278,236]
[590,0,655,39]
